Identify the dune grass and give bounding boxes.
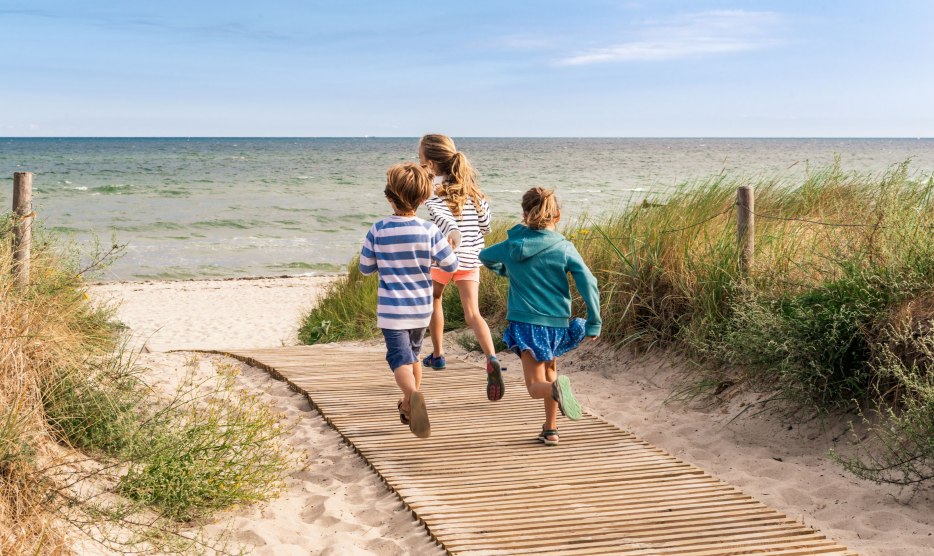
[1,218,297,554]
[300,160,934,489]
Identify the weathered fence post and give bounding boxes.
[736,185,754,274]
[13,172,34,287]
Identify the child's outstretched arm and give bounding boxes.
[478,199,492,235]
[567,245,602,337]
[359,226,378,276]
[478,242,508,277]
[430,227,459,272]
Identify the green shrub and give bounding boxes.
[43,353,143,457]
[117,361,295,521]
[299,259,379,344]
[834,341,934,488]
[43,351,297,523]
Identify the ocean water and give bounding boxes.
[1,137,933,281]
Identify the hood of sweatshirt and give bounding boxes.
[506,224,566,261]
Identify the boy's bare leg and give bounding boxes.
[394,363,417,411]
[520,351,559,430]
[413,360,423,391]
[428,282,446,357]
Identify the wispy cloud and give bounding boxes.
[558,10,783,65]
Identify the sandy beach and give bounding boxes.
[87,276,934,556]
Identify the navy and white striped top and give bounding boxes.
[359,216,458,329]
[424,191,492,271]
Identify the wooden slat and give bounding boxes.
[207,347,858,556]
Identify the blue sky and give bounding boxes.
[2,1,933,137]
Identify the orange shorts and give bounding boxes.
[431,267,481,285]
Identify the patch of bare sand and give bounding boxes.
[87,277,443,556]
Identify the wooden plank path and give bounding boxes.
[212,344,857,556]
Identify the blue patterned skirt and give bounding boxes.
[503,318,587,362]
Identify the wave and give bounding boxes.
[191,219,263,230]
[267,262,344,272]
[91,183,134,194]
[156,189,191,197]
[110,221,184,232]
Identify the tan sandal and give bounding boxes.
[408,391,430,439]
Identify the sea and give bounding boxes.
[1,137,932,281]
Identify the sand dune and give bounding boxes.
[88,276,933,555]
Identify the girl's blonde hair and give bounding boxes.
[521,187,560,230]
[419,134,486,218]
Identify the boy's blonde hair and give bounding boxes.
[385,162,432,213]
[419,134,486,218]
[521,187,560,230]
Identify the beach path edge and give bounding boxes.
[200,344,858,556]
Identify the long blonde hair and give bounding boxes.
[419,134,486,218]
[521,187,560,230]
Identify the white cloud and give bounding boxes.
[558,10,783,65]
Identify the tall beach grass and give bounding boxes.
[1,218,297,554]
[301,160,934,488]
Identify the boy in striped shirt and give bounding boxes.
[359,162,458,438]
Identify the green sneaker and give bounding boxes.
[552,375,582,421]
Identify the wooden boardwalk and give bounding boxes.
[214,344,856,556]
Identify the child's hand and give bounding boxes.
[447,230,462,251]
[587,336,600,342]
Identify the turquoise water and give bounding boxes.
[1,137,932,280]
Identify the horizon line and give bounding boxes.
[3,136,933,140]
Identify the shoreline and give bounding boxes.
[87,272,346,286]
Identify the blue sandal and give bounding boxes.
[422,353,446,370]
[538,426,560,446]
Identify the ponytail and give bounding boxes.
[521,187,560,230]
[419,134,486,218]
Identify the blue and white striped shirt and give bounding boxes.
[360,216,458,330]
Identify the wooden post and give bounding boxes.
[13,172,34,287]
[736,185,754,274]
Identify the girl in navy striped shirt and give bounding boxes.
[418,134,504,403]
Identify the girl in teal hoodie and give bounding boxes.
[479,187,601,446]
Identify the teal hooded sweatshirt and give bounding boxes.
[479,224,601,336]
